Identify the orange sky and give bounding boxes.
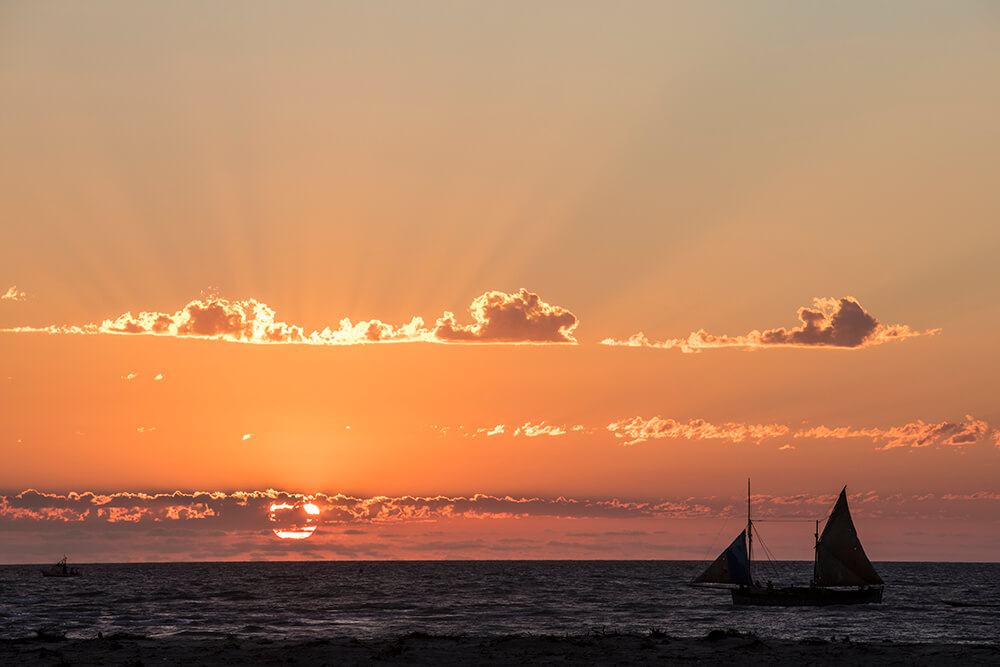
[1,1,999,562]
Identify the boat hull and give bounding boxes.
[732,585,883,606]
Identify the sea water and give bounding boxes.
[1,561,997,643]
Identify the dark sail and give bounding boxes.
[813,488,883,587]
[693,530,752,586]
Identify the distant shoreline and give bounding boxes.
[4,631,999,666]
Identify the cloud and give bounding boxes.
[94,296,414,344]
[6,489,999,532]
[512,422,582,437]
[429,422,584,438]
[602,297,935,352]
[1,490,223,523]
[1,290,577,345]
[122,373,138,381]
[795,415,988,450]
[607,416,789,446]
[0,489,713,526]
[1,285,27,301]
[993,430,1000,448]
[434,288,578,343]
[431,413,990,451]
[941,492,1000,501]
[486,422,576,437]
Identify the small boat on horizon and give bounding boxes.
[693,481,884,606]
[41,556,82,578]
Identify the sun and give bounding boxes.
[269,501,320,539]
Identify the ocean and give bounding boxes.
[2,561,998,644]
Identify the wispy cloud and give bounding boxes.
[795,415,988,450]
[429,422,585,438]
[0,289,577,345]
[602,297,935,352]
[1,285,27,302]
[429,414,993,450]
[940,491,1000,501]
[513,422,583,437]
[607,416,789,446]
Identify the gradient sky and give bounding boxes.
[2,1,999,563]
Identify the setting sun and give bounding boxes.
[269,501,319,540]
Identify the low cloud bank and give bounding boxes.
[0,490,709,526]
[4,489,998,530]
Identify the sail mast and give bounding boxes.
[747,477,752,583]
[812,519,819,586]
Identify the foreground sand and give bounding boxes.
[3,630,999,666]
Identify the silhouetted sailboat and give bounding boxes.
[693,481,883,606]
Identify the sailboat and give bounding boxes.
[693,482,884,606]
[41,556,81,577]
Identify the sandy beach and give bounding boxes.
[3,630,998,666]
